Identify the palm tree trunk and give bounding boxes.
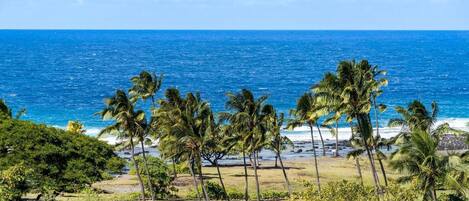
[140,140,156,201]
[188,158,201,201]
[309,123,321,192]
[172,157,177,179]
[355,158,364,186]
[315,123,326,156]
[274,155,278,168]
[130,137,146,201]
[252,151,261,201]
[335,122,339,157]
[372,97,388,187]
[197,157,210,201]
[215,160,229,200]
[277,152,292,196]
[356,116,381,195]
[242,148,249,201]
[377,158,388,186]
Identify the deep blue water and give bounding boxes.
[1,30,469,130]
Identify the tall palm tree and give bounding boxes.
[314,60,387,194]
[266,111,293,196]
[97,90,147,200]
[202,114,238,200]
[129,71,163,201]
[288,92,322,192]
[220,89,273,201]
[155,89,212,201]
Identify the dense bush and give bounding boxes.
[291,180,419,201]
[0,163,33,201]
[129,156,176,199]
[0,114,122,198]
[261,190,289,200]
[187,181,227,200]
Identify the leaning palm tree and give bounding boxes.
[266,111,293,196]
[129,71,163,201]
[288,92,322,192]
[220,89,273,201]
[97,90,147,200]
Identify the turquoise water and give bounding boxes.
[1,30,469,130]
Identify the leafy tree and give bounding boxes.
[66,120,86,134]
[0,163,33,201]
[0,114,120,199]
[129,71,163,106]
[129,156,176,199]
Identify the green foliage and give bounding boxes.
[0,117,121,195]
[291,180,418,201]
[0,163,33,201]
[226,189,245,200]
[129,156,175,199]
[187,181,227,200]
[261,190,289,200]
[106,157,126,174]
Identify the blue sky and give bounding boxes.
[0,0,468,30]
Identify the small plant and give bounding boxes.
[262,190,289,200]
[187,181,227,200]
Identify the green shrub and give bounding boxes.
[261,190,289,200]
[129,156,176,199]
[106,157,127,175]
[187,181,227,200]
[0,163,33,201]
[226,189,245,200]
[291,180,420,201]
[0,116,121,195]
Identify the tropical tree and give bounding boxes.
[129,71,164,201]
[314,60,387,194]
[288,92,322,192]
[220,89,273,201]
[266,111,293,196]
[97,90,147,200]
[390,130,447,201]
[347,126,366,186]
[66,120,86,134]
[129,70,163,106]
[0,99,26,119]
[155,88,212,201]
[201,113,238,200]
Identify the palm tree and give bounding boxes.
[390,130,445,201]
[129,71,163,201]
[201,114,238,200]
[97,90,147,200]
[288,92,322,192]
[220,89,273,201]
[155,89,212,201]
[388,100,467,144]
[266,111,293,196]
[314,60,387,194]
[129,70,163,106]
[66,120,86,134]
[0,99,26,119]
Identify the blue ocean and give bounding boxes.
[1,30,469,132]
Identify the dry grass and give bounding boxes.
[55,157,402,200]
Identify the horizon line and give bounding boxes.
[1,28,469,31]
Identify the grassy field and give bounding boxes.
[55,157,401,200]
